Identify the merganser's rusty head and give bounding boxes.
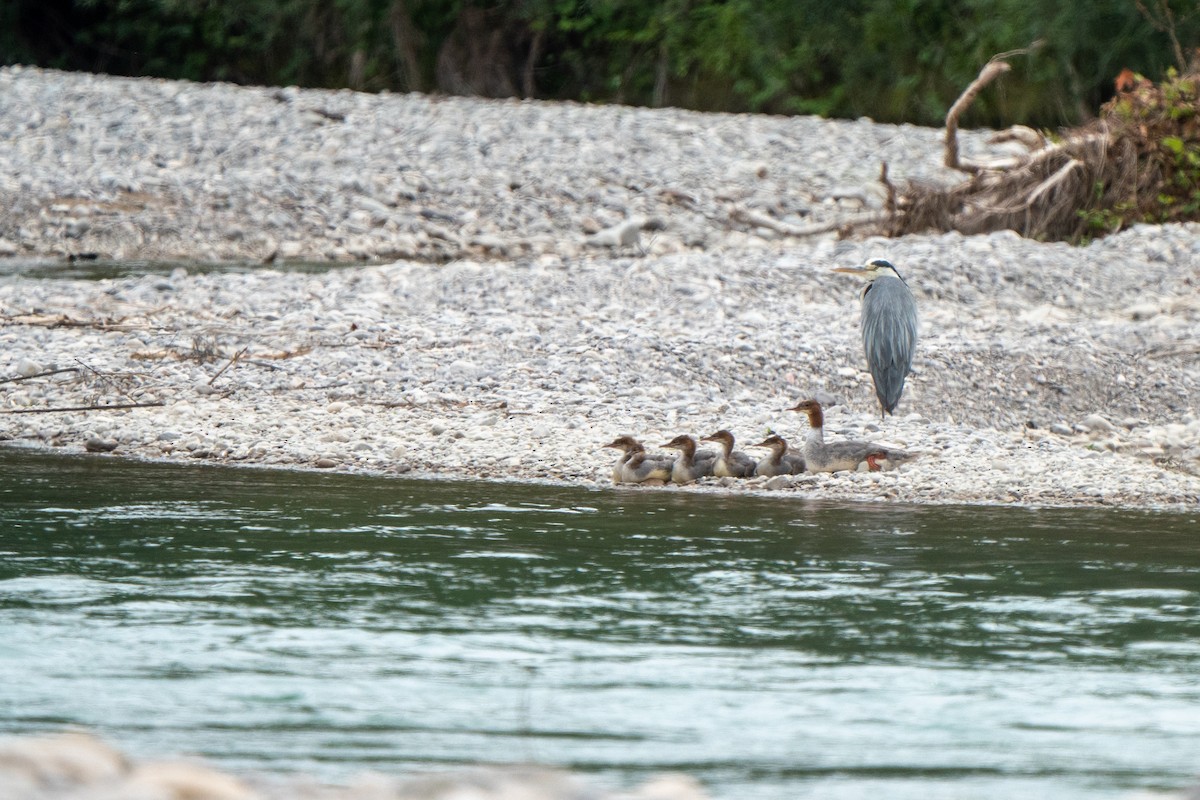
[788,399,824,428]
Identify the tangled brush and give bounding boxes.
[876,56,1200,243]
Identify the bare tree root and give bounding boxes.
[729,205,883,238]
[944,60,1012,173]
[876,54,1200,243]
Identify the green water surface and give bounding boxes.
[1,447,1197,799]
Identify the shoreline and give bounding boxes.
[1,67,1198,510]
[4,439,1198,515]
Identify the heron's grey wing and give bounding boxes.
[861,277,918,414]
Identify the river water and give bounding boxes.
[1,447,1197,799]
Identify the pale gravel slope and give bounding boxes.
[1,67,1198,508]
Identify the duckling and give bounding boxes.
[604,436,673,485]
[789,399,915,473]
[699,430,756,478]
[748,434,807,477]
[661,434,717,485]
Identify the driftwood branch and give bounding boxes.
[2,401,166,414]
[944,43,1048,173]
[729,206,882,238]
[209,346,249,385]
[945,131,1108,174]
[1023,158,1085,209]
[879,162,898,215]
[989,125,1047,151]
[0,367,80,385]
[1135,0,1188,71]
[1,313,147,331]
[944,60,1012,173]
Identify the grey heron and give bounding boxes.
[834,258,918,417]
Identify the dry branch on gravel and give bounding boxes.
[2,401,166,414]
[873,56,1200,243]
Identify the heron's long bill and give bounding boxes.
[832,265,870,274]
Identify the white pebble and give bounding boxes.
[16,359,42,378]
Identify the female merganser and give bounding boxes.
[789,399,914,473]
[748,434,807,477]
[604,436,673,484]
[661,434,716,485]
[700,430,756,478]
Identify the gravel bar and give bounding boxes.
[1,66,1198,509]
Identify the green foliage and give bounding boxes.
[1158,136,1200,217]
[1079,186,1135,239]
[3,0,1200,126]
[1079,65,1200,237]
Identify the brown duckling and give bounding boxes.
[604,436,673,485]
[748,434,807,477]
[661,434,716,485]
[699,430,756,478]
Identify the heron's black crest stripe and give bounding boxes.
[869,258,906,285]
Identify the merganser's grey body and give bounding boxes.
[790,399,915,473]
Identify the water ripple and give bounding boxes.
[1,448,1199,799]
